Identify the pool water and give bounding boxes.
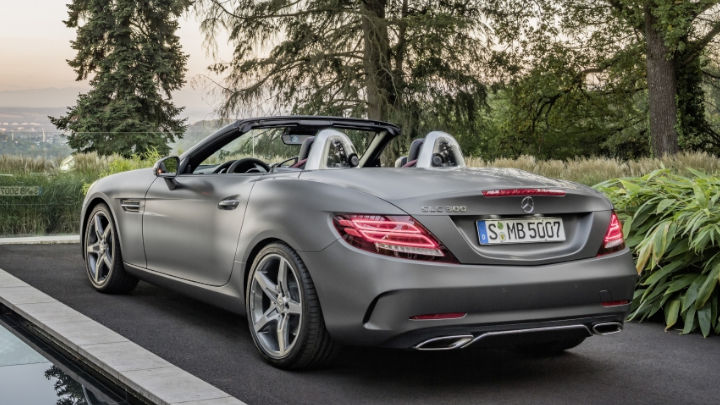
[0,313,134,405]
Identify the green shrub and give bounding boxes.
[596,170,720,336]
[0,173,89,235]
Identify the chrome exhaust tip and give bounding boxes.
[414,335,474,351]
[592,322,623,335]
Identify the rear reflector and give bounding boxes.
[410,313,466,320]
[482,188,566,197]
[602,300,629,307]
[334,214,457,262]
[598,211,625,255]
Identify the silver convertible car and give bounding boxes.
[81,116,636,369]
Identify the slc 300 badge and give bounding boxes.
[421,205,467,213]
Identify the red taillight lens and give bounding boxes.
[602,300,629,307]
[333,214,457,262]
[482,188,566,197]
[598,211,625,255]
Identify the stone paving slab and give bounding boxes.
[0,235,80,245]
[0,271,26,287]
[0,267,245,405]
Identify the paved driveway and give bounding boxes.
[0,244,718,404]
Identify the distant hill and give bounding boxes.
[0,107,67,132]
[0,87,219,123]
[171,119,233,154]
[0,88,86,109]
[0,107,231,158]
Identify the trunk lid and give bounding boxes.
[301,168,613,265]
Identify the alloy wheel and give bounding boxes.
[249,254,303,358]
[86,211,114,285]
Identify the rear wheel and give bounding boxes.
[514,336,586,355]
[84,204,138,294]
[246,243,337,369]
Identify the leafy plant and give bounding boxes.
[596,169,720,336]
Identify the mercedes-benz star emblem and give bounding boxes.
[520,196,535,213]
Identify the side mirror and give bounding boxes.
[154,156,180,178]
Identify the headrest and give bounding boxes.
[407,138,424,161]
[298,136,315,160]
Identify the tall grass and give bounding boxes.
[1,151,719,236]
[0,152,157,236]
[0,173,87,235]
[0,155,59,174]
[467,152,720,185]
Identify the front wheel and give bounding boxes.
[246,243,337,369]
[84,204,138,294]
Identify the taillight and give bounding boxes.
[482,188,566,197]
[333,214,457,262]
[602,300,629,307]
[598,211,625,255]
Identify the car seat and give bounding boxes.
[291,136,315,168]
[401,138,425,168]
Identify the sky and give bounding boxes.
[0,0,232,119]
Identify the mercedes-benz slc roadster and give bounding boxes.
[80,116,636,369]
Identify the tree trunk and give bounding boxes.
[360,0,393,121]
[645,7,679,156]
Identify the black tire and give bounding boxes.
[83,203,138,294]
[245,242,337,369]
[514,336,586,355]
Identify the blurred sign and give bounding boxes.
[0,186,41,197]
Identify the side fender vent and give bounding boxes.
[120,199,142,213]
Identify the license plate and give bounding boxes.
[477,217,565,245]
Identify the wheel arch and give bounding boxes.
[241,237,286,300]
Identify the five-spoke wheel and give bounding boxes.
[249,254,303,358]
[83,203,138,293]
[86,211,115,285]
[246,243,337,369]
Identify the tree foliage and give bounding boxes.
[485,0,720,158]
[196,0,489,156]
[51,0,190,157]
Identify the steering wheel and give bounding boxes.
[212,160,237,174]
[227,157,271,174]
[272,156,299,169]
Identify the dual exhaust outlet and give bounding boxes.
[414,322,623,351]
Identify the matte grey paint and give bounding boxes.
[80,116,637,349]
[143,174,254,286]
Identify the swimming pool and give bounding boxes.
[0,312,135,404]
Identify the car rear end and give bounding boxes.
[299,168,637,350]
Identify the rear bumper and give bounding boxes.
[301,239,637,348]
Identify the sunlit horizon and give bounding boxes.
[0,1,231,115]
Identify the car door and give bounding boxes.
[142,173,255,286]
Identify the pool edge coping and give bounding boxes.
[0,235,81,245]
[0,268,245,405]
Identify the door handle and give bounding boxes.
[218,199,241,210]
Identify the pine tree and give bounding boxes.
[51,0,190,157]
